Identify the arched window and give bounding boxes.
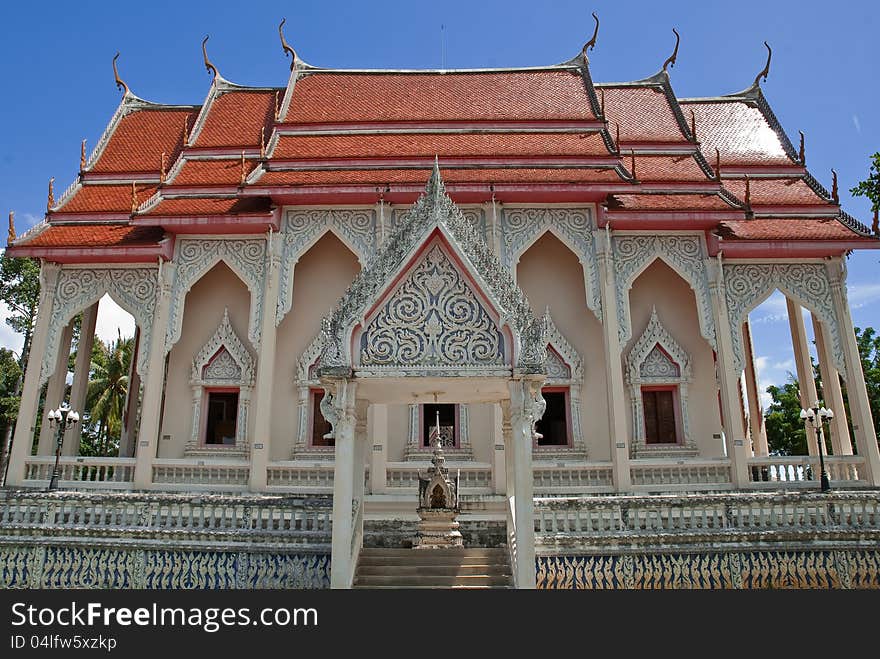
[625,307,696,457]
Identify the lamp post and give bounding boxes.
[46,405,79,491]
[799,401,832,492]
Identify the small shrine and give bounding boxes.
[413,411,463,549]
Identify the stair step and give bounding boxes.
[354,575,512,587]
[359,548,507,558]
[356,564,511,577]
[357,556,509,567]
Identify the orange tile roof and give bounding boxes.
[91,108,197,174]
[171,158,261,186]
[717,218,861,240]
[599,85,687,143]
[606,193,735,211]
[285,70,596,123]
[724,178,829,207]
[684,100,791,167]
[630,154,710,182]
[20,224,165,248]
[194,90,277,148]
[57,184,158,214]
[145,196,272,216]
[257,167,623,186]
[272,132,611,160]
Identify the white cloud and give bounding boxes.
[750,291,788,324]
[853,115,862,133]
[846,282,880,310]
[0,301,24,355]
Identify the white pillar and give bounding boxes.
[65,301,98,455]
[249,232,282,491]
[741,319,768,455]
[707,259,750,487]
[37,321,73,455]
[595,227,632,491]
[118,327,141,458]
[491,402,506,494]
[826,259,880,485]
[507,377,543,590]
[327,378,358,589]
[133,263,175,489]
[7,262,61,486]
[812,315,852,455]
[786,298,822,456]
[368,404,388,494]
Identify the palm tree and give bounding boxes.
[86,331,133,456]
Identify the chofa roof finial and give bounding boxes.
[202,35,219,80]
[112,52,130,96]
[8,211,15,245]
[662,28,680,72]
[714,147,722,181]
[753,41,772,88]
[130,181,139,214]
[80,139,87,171]
[160,151,167,184]
[798,130,806,164]
[629,150,637,180]
[744,174,751,209]
[279,18,297,70]
[831,169,839,204]
[690,109,697,141]
[47,177,55,212]
[582,12,599,59]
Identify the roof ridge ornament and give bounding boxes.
[831,169,839,204]
[798,130,806,164]
[714,147,722,181]
[8,211,15,246]
[662,28,680,72]
[582,12,599,60]
[47,178,55,212]
[202,35,219,81]
[112,52,130,96]
[279,18,297,70]
[130,181,139,214]
[753,41,772,88]
[80,139,87,171]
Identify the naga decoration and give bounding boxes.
[662,28,680,72]
[753,41,772,87]
[279,18,297,69]
[202,35,219,80]
[112,52,129,96]
[582,12,599,59]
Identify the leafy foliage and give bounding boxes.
[83,332,133,457]
[850,152,880,212]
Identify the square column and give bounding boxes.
[491,402,506,494]
[594,227,632,491]
[826,259,880,484]
[507,377,543,589]
[6,262,61,486]
[706,259,750,487]
[133,263,175,489]
[249,231,282,491]
[118,327,140,458]
[811,315,852,455]
[786,298,822,455]
[37,321,73,455]
[741,319,769,455]
[65,301,98,455]
[368,404,388,493]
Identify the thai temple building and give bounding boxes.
[2,20,879,589]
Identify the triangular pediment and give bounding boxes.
[317,162,547,378]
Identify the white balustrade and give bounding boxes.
[385,462,492,494]
[151,459,249,491]
[23,456,135,489]
[630,459,733,492]
[532,463,615,494]
[267,462,336,492]
[748,455,867,488]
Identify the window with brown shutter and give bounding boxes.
[642,388,678,444]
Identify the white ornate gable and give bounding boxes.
[358,240,505,372]
[191,308,255,385]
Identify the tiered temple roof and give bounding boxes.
[9,30,878,262]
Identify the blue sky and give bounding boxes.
[0,0,877,403]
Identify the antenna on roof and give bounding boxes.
[279,18,296,70]
[112,52,130,96]
[662,28,680,72]
[202,35,219,80]
[582,12,599,59]
[752,41,772,87]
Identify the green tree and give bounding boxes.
[850,152,880,213]
[764,377,808,455]
[0,348,22,438]
[85,332,132,457]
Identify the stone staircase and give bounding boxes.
[354,547,513,589]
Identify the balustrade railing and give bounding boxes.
[748,455,867,488]
[630,459,733,492]
[151,459,249,490]
[385,462,492,494]
[533,463,614,494]
[0,491,333,545]
[267,462,336,492]
[534,491,880,540]
[23,457,135,489]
